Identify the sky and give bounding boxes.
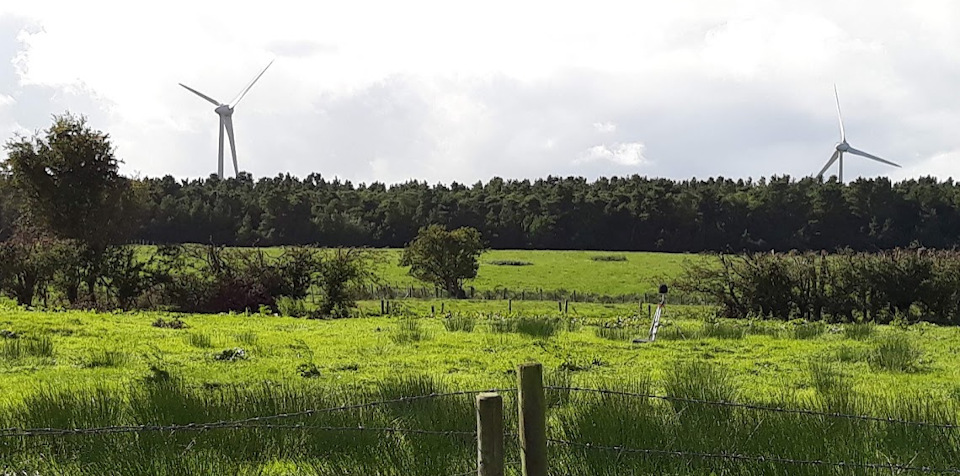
[0,1,959,185]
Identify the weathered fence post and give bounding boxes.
[508,299,512,313]
[477,392,504,476]
[558,301,562,313]
[518,363,547,476]
[380,299,385,315]
[564,300,569,314]
[441,302,445,313]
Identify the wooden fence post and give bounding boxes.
[508,299,512,313]
[518,363,547,476]
[477,392,504,476]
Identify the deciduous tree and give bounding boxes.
[400,225,485,298]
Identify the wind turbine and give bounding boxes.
[179,60,274,179]
[817,85,900,183]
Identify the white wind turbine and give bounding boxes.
[817,85,900,183]
[179,60,274,179]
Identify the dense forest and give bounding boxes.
[0,172,956,252]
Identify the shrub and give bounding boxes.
[488,260,532,266]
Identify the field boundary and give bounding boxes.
[4,364,958,475]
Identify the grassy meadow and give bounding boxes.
[2,294,960,474]
[255,248,698,296]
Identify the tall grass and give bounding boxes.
[551,361,960,475]
[390,319,430,344]
[0,336,54,360]
[869,334,923,372]
[594,325,635,341]
[0,375,485,476]
[185,332,214,348]
[442,314,477,332]
[844,322,876,340]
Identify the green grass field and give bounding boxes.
[2,297,960,474]
[372,249,696,295]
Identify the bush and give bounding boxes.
[488,260,532,266]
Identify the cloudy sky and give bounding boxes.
[1,1,958,185]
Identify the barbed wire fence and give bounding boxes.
[4,363,960,475]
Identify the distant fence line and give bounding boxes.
[351,283,711,306]
[7,363,959,476]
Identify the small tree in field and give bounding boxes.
[400,225,485,298]
[315,248,379,318]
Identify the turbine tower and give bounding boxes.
[179,60,274,179]
[817,85,900,183]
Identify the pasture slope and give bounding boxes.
[1,295,960,474]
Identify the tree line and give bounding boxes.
[4,169,954,252]
[3,114,960,252]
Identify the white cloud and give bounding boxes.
[578,142,648,166]
[593,122,616,133]
[0,1,958,183]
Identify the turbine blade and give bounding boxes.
[846,146,901,168]
[834,84,845,142]
[218,119,225,179]
[223,115,239,176]
[230,59,274,108]
[180,83,221,106]
[817,150,840,178]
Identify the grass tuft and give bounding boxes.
[0,336,54,360]
[185,332,214,349]
[442,314,476,332]
[390,319,430,344]
[844,322,876,340]
[869,334,922,372]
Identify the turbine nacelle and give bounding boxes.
[215,105,233,116]
[836,141,850,152]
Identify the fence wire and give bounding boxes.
[547,438,960,474]
[0,422,476,439]
[0,388,515,439]
[546,386,960,430]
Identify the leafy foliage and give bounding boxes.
[400,225,485,298]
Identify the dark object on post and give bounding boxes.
[659,284,668,294]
